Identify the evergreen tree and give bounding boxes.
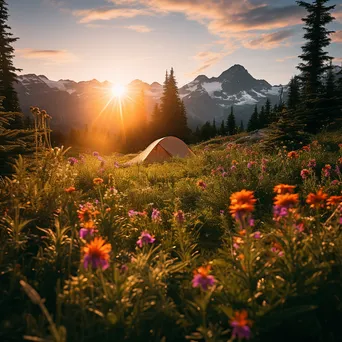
[297,0,335,98]
[0,98,34,174]
[179,100,190,140]
[212,119,217,137]
[150,103,161,139]
[325,62,336,98]
[200,121,213,141]
[227,106,237,135]
[265,98,272,125]
[239,120,244,132]
[258,105,267,129]
[219,120,226,135]
[247,105,259,132]
[0,0,21,116]
[287,76,301,110]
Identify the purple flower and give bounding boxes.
[83,255,109,270]
[114,161,120,168]
[273,205,288,218]
[136,231,155,248]
[93,151,100,157]
[249,218,255,227]
[308,159,316,168]
[231,165,237,171]
[174,210,185,224]
[220,210,225,216]
[230,310,252,340]
[120,264,128,273]
[253,231,261,239]
[151,208,161,223]
[128,210,138,217]
[68,157,78,166]
[79,228,95,239]
[192,266,215,291]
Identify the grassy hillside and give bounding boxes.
[1,134,342,342]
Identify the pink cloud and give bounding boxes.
[16,49,77,64]
[332,30,342,43]
[124,25,152,33]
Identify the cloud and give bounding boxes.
[124,25,152,33]
[244,29,295,50]
[73,7,154,23]
[276,55,297,63]
[333,57,342,64]
[332,30,342,43]
[16,49,77,64]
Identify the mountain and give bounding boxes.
[16,63,341,132]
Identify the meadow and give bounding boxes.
[1,132,342,342]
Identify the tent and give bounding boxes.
[125,136,195,166]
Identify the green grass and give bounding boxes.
[0,136,342,342]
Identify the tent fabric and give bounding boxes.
[125,136,195,165]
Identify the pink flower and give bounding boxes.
[151,208,161,223]
[197,180,207,190]
[300,169,310,179]
[79,228,95,239]
[128,210,138,217]
[174,210,185,224]
[136,231,155,248]
[308,159,316,168]
[192,265,216,291]
[253,231,261,239]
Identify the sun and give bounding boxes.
[111,84,126,98]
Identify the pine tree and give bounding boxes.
[247,105,259,132]
[227,106,237,135]
[239,120,244,132]
[0,0,21,115]
[212,119,217,137]
[297,0,335,98]
[326,62,336,98]
[0,98,34,175]
[219,120,226,135]
[150,103,161,139]
[265,98,272,125]
[200,121,213,141]
[258,105,267,129]
[287,76,301,110]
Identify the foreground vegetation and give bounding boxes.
[1,134,342,342]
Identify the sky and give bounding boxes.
[8,0,342,87]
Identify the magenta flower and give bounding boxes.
[253,231,261,239]
[92,151,100,157]
[220,210,225,216]
[192,265,216,291]
[300,169,310,179]
[79,228,95,239]
[273,206,288,218]
[222,171,228,177]
[308,159,316,168]
[249,218,255,227]
[331,180,339,186]
[136,231,156,248]
[68,157,78,166]
[174,210,185,224]
[151,208,161,223]
[128,210,139,217]
[230,310,252,340]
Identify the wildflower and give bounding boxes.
[108,187,118,195]
[105,208,111,213]
[247,161,256,169]
[220,210,225,216]
[83,237,111,270]
[338,157,342,166]
[65,186,76,193]
[287,151,299,159]
[151,208,161,223]
[338,143,342,150]
[302,145,310,152]
[271,242,284,257]
[120,264,128,273]
[233,236,244,249]
[274,193,299,209]
[192,265,216,291]
[300,169,310,179]
[249,218,255,226]
[273,184,296,194]
[331,180,340,186]
[79,226,96,239]
[174,210,185,224]
[68,157,78,166]
[229,190,256,219]
[327,196,342,207]
[229,310,252,340]
[232,160,238,165]
[197,180,207,190]
[128,209,139,218]
[306,189,328,209]
[253,231,261,239]
[77,206,100,223]
[308,159,316,168]
[322,164,332,177]
[222,171,228,177]
[92,151,100,157]
[93,178,104,185]
[136,231,155,248]
[114,161,120,168]
[231,165,237,171]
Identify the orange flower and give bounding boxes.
[274,193,299,208]
[77,207,100,223]
[93,178,104,185]
[229,190,256,218]
[273,184,296,194]
[327,196,342,207]
[229,310,253,339]
[232,160,238,165]
[194,265,211,277]
[306,189,328,209]
[65,186,76,193]
[338,157,342,165]
[302,145,310,152]
[287,151,299,159]
[83,237,111,270]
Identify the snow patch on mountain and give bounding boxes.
[235,91,258,106]
[251,89,266,98]
[202,82,222,96]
